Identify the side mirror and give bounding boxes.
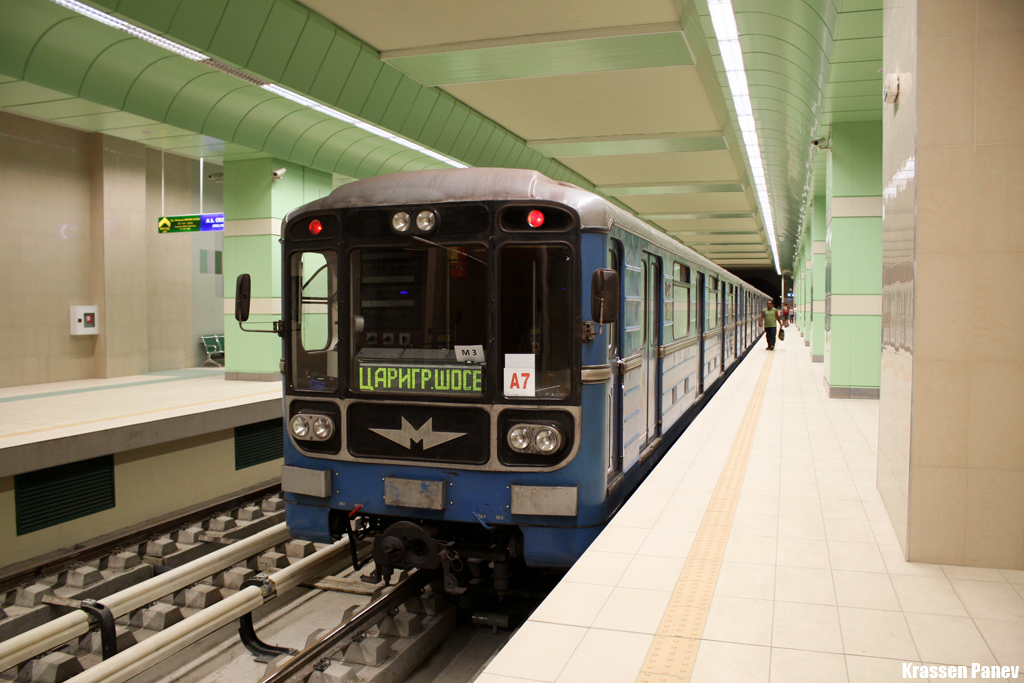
[235,274,251,322]
[591,269,619,324]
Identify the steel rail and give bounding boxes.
[61,538,351,683]
[258,569,436,683]
[0,523,291,671]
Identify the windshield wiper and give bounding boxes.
[411,235,487,265]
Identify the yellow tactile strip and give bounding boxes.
[637,352,775,683]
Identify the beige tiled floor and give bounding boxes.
[0,369,279,449]
[479,333,1024,683]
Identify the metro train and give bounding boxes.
[234,168,769,593]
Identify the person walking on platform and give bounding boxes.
[761,300,780,350]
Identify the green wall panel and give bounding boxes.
[399,87,441,141]
[418,95,455,149]
[336,48,382,115]
[379,74,423,135]
[432,102,470,154]
[359,65,402,123]
[116,0,177,33]
[828,217,882,294]
[247,2,307,82]
[290,119,349,166]
[830,120,882,197]
[448,115,481,160]
[165,72,247,132]
[279,13,335,93]
[223,235,280,296]
[25,19,127,97]
[827,314,881,388]
[223,314,281,373]
[79,42,169,110]
[122,57,208,122]
[208,0,274,69]
[167,0,229,52]
[307,33,361,106]
[0,0,70,80]
[302,167,332,204]
[233,98,304,151]
[199,85,268,141]
[262,109,325,160]
[225,158,272,219]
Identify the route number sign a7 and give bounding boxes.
[504,354,535,397]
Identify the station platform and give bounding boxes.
[480,333,1024,683]
[0,369,281,479]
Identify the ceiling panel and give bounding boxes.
[444,66,721,140]
[297,0,682,51]
[562,150,741,185]
[621,192,753,214]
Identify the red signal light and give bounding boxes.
[527,210,545,228]
[309,219,323,235]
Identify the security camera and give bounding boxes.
[206,172,224,182]
[272,168,287,180]
[811,137,830,150]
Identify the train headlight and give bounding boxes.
[534,427,561,453]
[508,427,532,452]
[290,415,310,438]
[392,211,411,233]
[415,210,436,233]
[312,416,334,440]
[507,424,564,455]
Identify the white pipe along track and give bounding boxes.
[0,523,291,672]
[65,538,350,683]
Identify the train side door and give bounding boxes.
[696,272,706,394]
[607,245,624,487]
[643,253,662,447]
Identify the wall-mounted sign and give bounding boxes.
[158,213,225,233]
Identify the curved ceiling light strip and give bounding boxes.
[48,0,468,170]
[707,0,781,274]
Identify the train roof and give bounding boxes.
[292,168,766,294]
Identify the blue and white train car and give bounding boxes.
[235,168,768,592]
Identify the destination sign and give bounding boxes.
[357,362,483,395]
[158,213,225,233]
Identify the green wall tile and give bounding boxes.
[290,119,349,167]
[448,115,480,160]
[233,98,304,152]
[847,315,882,387]
[165,72,246,133]
[24,18,126,97]
[262,109,323,160]
[827,316,852,386]
[432,102,470,155]
[270,161,307,218]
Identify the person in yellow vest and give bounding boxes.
[761,300,779,350]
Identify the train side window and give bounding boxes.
[672,261,690,338]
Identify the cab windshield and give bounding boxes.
[351,244,489,396]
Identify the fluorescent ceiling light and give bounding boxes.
[50,0,208,61]
[707,0,781,274]
[49,0,468,170]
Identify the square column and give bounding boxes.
[810,196,827,362]
[222,159,332,381]
[823,122,882,397]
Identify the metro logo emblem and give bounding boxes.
[370,417,466,450]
